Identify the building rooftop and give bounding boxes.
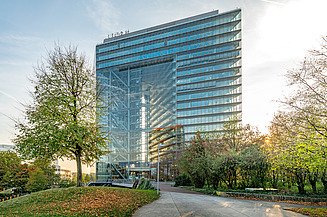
[102,8,240,44]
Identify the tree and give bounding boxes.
[267,37,327,194]
[178,120,267,190]
[14,45,108,186]
[0,151,21,180]
[25,168,50,192]
[25,158,59,192]
[267,111,327,194]
[219,151,239,189]
[178,133,208,188]
[239,145,269,188]
[208,121,266,189]
[0,151,28,190]
[284,36,327,139]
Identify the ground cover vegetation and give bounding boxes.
[0,187,159,217]
[14,45,108,186]
[287,207,327,217]
[177,37,327,196]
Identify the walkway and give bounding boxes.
[133,183,308,217]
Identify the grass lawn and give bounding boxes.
[288,208,327,217]
[0,187,159,217]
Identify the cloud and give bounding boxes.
[0,90,22,105]
[260,0,285,6]
[0,60,30,66]
[86,0,121,33]
[0,34,42,45]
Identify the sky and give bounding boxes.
[1,0,327,146]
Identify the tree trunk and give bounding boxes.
[226,172,233,189]
[322,170,327,194]
[233,169,237,189]
[271,170,278,188]
[295,170,306,195]
[75,148,83,187]
[308,171,317,194]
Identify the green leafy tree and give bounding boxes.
[0,151,21,179]
[284,36,327,139]
[178,117,267,190]
[25,158,60,192]
[25,168,50,192]
[266,37,327,193]
[0,152,28,190]
[220,151,239,189]
[267,111,327,194]
[207,155,224,190]
[208,121,266,189]
[281,36,327,193]
[14,45,108,186]
[239,145,269,188]
[178,133,208,188]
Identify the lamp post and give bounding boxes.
[157,143,163,194]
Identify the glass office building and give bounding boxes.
[96,9,242,180]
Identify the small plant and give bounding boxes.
[137,178,155,190]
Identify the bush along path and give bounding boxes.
[220,191,327,204]
[0,187,159,216]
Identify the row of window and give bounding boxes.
[151,116,175,130]
[150,89,175,106]
[177,80,216,92]
[182,122,227,133]
[177,78,240,92]
[177,50,240,68]
[177,111,238,125]
[177,95,241,109]
[97,12,241,53]
[176,41,240,61]
[177,57,240,77]
[150,102,175,115]
[167,23,240,46]
[97,41,165,61]
[97,23,240,61]
[97,32,240,69]
[177,69,239,85]
[177,104,241,118]
[177,86,240,101]
[150,108,175,124]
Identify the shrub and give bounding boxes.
[25,169,50,192]
[58,179,76,188]
[174,174,192,187]
[137,178,155,190]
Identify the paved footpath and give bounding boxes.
[133,183,309,217]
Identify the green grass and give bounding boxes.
[288,208,327,217]
[0,187,159,217]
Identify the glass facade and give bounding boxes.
[96,9,242,179]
